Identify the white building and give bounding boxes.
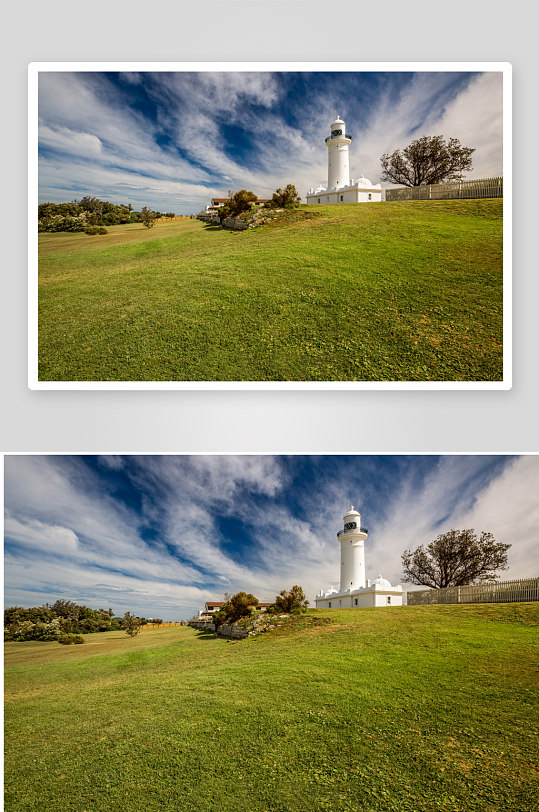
[306,116,382,205]
[315,506,403,608]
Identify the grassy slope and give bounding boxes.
[38,200,503,382]
[4,603,538,812]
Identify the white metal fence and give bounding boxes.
[407,577,539,606]
[385,177,503,202]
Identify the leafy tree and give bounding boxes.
[380,135,475,187]
[120,611,141,637]
[401,529,511,589]
[51,599,80,630]
[268,184,301,209]
[140,206,156,228]
[218,190,257,218]
[267,585,310,614]
[212,592,259,629]
[38,201,83,220]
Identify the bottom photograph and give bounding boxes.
[4,453,539,812]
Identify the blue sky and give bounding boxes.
[37,69,503,214]
[4,455,537,620]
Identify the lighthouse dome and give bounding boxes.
[343,505,361,522]
[372,574,392,587]
[357,175,373,187]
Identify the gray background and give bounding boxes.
[2,1,537,453]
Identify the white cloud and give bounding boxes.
[39,125,103,157]
[4,515,79,554]
[451,456,539,577]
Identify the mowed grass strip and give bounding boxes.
[38,199,503,381]
[5,603,538,812]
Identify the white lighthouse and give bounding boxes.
[306,115,382,205]
[315,506,403,609]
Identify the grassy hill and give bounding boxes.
[4,602,537,812]
[37,199,503,382]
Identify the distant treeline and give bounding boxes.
[38,196,175,232]
[4,600,153,641]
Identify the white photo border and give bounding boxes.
[28,62,512,391]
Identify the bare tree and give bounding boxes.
[401,529,511,589]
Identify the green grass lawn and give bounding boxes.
[5,603,537,812]
[37,199,503,382]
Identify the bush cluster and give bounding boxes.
[38,196,167,232]
[212,592,259,629]
[210,586,309,635]
[58,634,84,645]
[4,617,65,642]
[4,601,114,641]
[84,226,108,235]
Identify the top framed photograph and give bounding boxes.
[29,62,511,390]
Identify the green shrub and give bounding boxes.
[58,634,84,645]
[84,226,108,235]
[218,190,257,219]
[212,592,259,630]
[268,184,301,209]
[267,585,309,615]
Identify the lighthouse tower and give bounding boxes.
[326,115,352,189]
[338,506,367,591]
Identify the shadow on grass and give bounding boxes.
[194,631,218,641]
